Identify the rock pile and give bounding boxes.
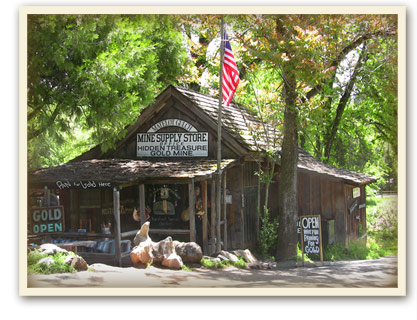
[35,243,88,271]
[130,222,203,270]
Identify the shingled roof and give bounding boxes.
[174,86,281,152]
[297,148,378,185]
[29,159,237,187]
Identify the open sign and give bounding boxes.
[300,215,323,264]
[30,206,65,234]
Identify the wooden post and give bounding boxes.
[216,173,222,253]
[240,164,245,248]
[44,186,50,207]
[223,170,227,250]
[189,179,196,242]
[210,179,216,254]
[139,184,146,227]
[113,187,122,267]
[319,215,324,263]
[202,180,208,255]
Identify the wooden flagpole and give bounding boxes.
[216,16,225,252]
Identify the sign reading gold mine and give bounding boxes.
[137,119,208,157]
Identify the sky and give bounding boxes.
[2,0,416,319]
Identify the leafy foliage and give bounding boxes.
[27,249,77,274]
[28,14,188,169]
[257,206,279,258]
[200,256,248,269]
[323,195,397,261]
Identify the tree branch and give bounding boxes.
[323,44,369,162]
[28,105,61,141]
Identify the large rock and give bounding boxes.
[37,257,54,266]
[39,243,68,255]
[133,221,151,246]
[130,223,184,269]
[130,241,153,265]
[220,250,239,262]
[232,249,259,264]
[174,241,203,263]
[64,255,88,271]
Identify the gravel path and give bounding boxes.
[26,255,398,289]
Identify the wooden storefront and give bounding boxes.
[28,85,377,266]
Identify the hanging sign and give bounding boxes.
[137,119,208,157]
[300,215,323,265]
[353,187,361,198]
[30,206,65,234]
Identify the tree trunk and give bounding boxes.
[323,45,368,162]
[276,71,299,261]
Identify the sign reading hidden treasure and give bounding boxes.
[137,119,208,157]
[300,215,323,265]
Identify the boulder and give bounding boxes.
[130,223,185,269]
[37,257,54,266]
[232,249,259,264]
[130,241,153,265]
[174,241,203,263]
[220,250,239,262]
[162,253,183,269]
[217,254,229,262]
[133,221,151,246]
[39,243,68,255]
[202,256,221,264]
[65,255,88,271]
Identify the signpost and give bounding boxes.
[300,215,323,265]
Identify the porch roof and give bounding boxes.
[28,158,237,188]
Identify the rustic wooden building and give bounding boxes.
[28,85,377,265]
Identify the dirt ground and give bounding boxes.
[26,255,398,289]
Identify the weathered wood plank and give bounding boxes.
[139,184,146,227]
[113,188,122,267]
[189,179,196,242]
[216,173,222,253]
[210,179,216,255]
[202,180,208,255]
[223,170,227,250]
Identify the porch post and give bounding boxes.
[210,178,216,254]
[189,179,196,242]
[216,173,222,253]
[202,180,208,255]
[113,187,122,267]
[139,184,146,227]
[223,170,228,250]
[240,164,245,248]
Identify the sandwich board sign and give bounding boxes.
[300,215,323,265]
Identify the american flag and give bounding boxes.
[222,32,240,106]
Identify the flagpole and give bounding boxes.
[216,16,225,252]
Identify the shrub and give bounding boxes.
[258,206,279,258]
[27,249,77,275]
[200,256,248,269]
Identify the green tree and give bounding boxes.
[231,14,397,260]
[28,14,188,169]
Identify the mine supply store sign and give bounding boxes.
[300,215,323,264]
[137,119,208,157]
[30,206,65,234]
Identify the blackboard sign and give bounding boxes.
[300,215,323,264]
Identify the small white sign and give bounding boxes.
[353,187,361,198]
